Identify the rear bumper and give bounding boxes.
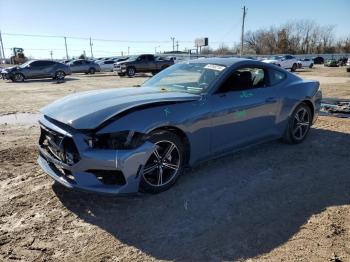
[37,116,155,194]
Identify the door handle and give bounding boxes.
[266,97,277,103]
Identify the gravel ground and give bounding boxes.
[0,66,349,261]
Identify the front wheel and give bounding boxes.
[12,73,24,82]
[309,63,314,68]
[88,68,96,74]
[126,67,136,77]
[291,63,297,72]
[140,131,184,193]
[283,103,312,144]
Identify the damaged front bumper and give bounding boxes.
[37,116,155,194]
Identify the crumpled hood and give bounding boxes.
[41,87,200,129]
[2,66,17,73]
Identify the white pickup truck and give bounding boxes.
[262,55,299,72]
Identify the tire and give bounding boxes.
[54,70,65,80]
[140,131,185,194]
[12,73,24,82]
[283,103,312,144]
[291,63,297,72]
[309,63,314,69]
[126,67,136,77]
[88,68,96,74]
[118,73,126,77]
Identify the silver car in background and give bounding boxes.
[68,59,101,74]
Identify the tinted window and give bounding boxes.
[146,55,154,61]
[138,55,146,61]
[30,61,41,67]
[218,67,266,93]
[105,61,114,64]
[269,69,286,85]
[73,61,82,65]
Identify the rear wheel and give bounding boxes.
[283,103,312,144]
[140,131,185,193]
[54,70,65,80]
[12,73,24,82]
[309,63,314,68]
[88,68,96,74]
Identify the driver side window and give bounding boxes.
[217,67,266,93]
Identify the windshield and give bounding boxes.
[19,61,33,68]
[142,62,226,93]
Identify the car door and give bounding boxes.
[135,55,147,71]
[70,60,83,73]
[208,65,281,155]
[24,61,47,78]
[41,61,56,77]
[145,55,156,71]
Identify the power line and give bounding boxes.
[2,32,229,45]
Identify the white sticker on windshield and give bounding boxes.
[204,64,226,71]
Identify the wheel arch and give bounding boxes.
[301,99,314,121]
[149,125,191,166]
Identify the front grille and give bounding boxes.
[39,125,80,165]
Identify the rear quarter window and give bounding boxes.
[269,69,286,86]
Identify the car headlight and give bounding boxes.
[86,131,146,150]
[120,64,126,68]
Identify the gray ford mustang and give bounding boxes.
[37,58,322,194]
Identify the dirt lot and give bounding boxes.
[0,65,350,262]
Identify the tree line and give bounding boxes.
[202,20,350,55]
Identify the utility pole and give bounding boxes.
[89,37,94,58]
[64,37,69,59]
[50,50,53,60]
[176,41,179,52]
[0,31,5,62]
[170,37,175,52]
[240,6,247,57]
[128,46,130,55]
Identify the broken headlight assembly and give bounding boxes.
[86,131,146,150]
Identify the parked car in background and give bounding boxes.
[324,59,339,67]
[262,55,299,71]
[68,59,101,74]
[114,54,174,77]
[37,58,322,194]
[1,60,71,82]
[337,57,348,66]
[298,58,314,68]
[313,56,324,64]
[347,58,350,66]
[98,60,116,72]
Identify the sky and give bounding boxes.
[0,0,349,59]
